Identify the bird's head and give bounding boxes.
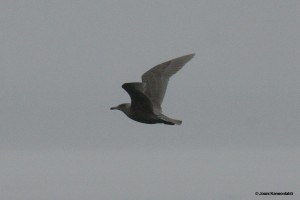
[110,103,130,114]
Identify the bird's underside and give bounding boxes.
[121,82,182,125]
[110,54,195,125]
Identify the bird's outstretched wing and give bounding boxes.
[122,82,154,113]
[141,54,195,112]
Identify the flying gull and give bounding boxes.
[110,54,195,125]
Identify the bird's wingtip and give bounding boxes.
[188,53,195,58]
[180,53,195,60]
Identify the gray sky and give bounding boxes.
[1,0,299,199]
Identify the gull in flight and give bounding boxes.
[110,54,195,125]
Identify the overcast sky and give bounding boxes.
[1,0,299,199]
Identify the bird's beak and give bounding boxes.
[110,106,117,110]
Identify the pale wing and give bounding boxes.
[141,54,195,112]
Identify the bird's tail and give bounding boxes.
[158,114,182,125]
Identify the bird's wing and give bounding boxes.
[122,82,154,113]
[141,54,195,112]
